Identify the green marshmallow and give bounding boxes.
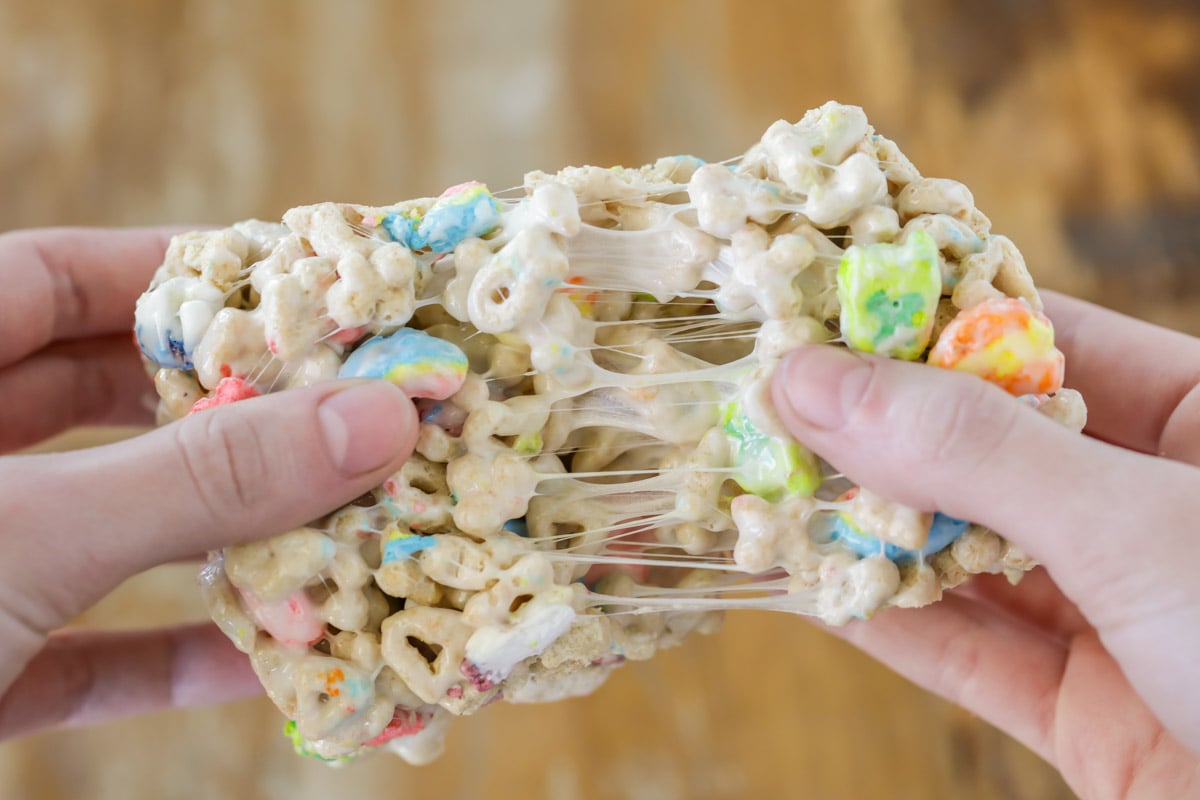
[837,229,941,360]
[514,431,543,455]
[284,720,358,763]
[721,402,821,501]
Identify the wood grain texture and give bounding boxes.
[2,0,1198,797]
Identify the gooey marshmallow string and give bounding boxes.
[134,102,1086,765]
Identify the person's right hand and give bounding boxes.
[771,291,1200,798]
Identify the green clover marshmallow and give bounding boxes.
[721,402,821,501]
[837,229,941,360]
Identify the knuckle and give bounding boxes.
[174,410,272,526]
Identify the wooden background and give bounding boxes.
[3,1,1199,797]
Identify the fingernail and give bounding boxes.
[776,347,873,431]
[319,381,412,476]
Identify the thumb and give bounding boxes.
[1,380,417,631]
[768,346,1193,605]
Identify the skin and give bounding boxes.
[1,227,1196,796]
[771,293,1200,798]
[0,228,418,740]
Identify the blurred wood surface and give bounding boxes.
[3,0,1199,798]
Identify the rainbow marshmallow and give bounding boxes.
[338,328,469,400]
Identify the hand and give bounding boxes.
[0,228,418,740]
[771,291,1200,798]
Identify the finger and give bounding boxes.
[950,568,1090,641]
[0,227,181,367]
[1042,291,1200,461]
[1053,630,1200,791]
[769,347,1197,612]
[166,553,213,566]
[0,380,418,633]
[828,594,1067,762]
[830,597,1195,786]
[0,335,155,452]
[0,623,260,741]
[826,599,1195,786]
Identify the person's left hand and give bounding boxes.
[0,228,419,740]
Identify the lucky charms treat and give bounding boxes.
[135,101,1086,764]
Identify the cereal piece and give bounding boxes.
[953,234,1039,309]
[889,561,943,609]
[837,230,941,359]
[750,103,887,226]
[191,307,271,390]
[417,536,502,591]
[731,493,819,573]
[848,204,901,245]
[154,368,202,421]
[446,453,541,537]
[928,297,1064,396]
[831,503,969,562]
[671,522,718,556]
[261,273,327,361]
[896,178,975,222]
[660,569,727,644]
[371,244,421,327]
[290,657,379,740]
[224,527,336,600]
[282,344,344,389]
[467,228,569,334]
[900,213,985,266]
[929,547,971,589]
[755,315,831,360]
[380,607,473,704]
[317,548,378,632]
[949,526,1004,573]
[461,553,557,627]
[378,456,455,533]
[504,662,615,705]
[688,164,784,238]
[1038,388,1087,432]
[197,557,259,654]
[162,228,251,292]
[843,486,933,551]
[376,556,443,606]
[1001,543,1039,581]
[325,252,385,330]
[717,226,815,319]
[816,552,900,625]
[535,615,617,671]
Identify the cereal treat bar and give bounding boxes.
[135,102,1086,764]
